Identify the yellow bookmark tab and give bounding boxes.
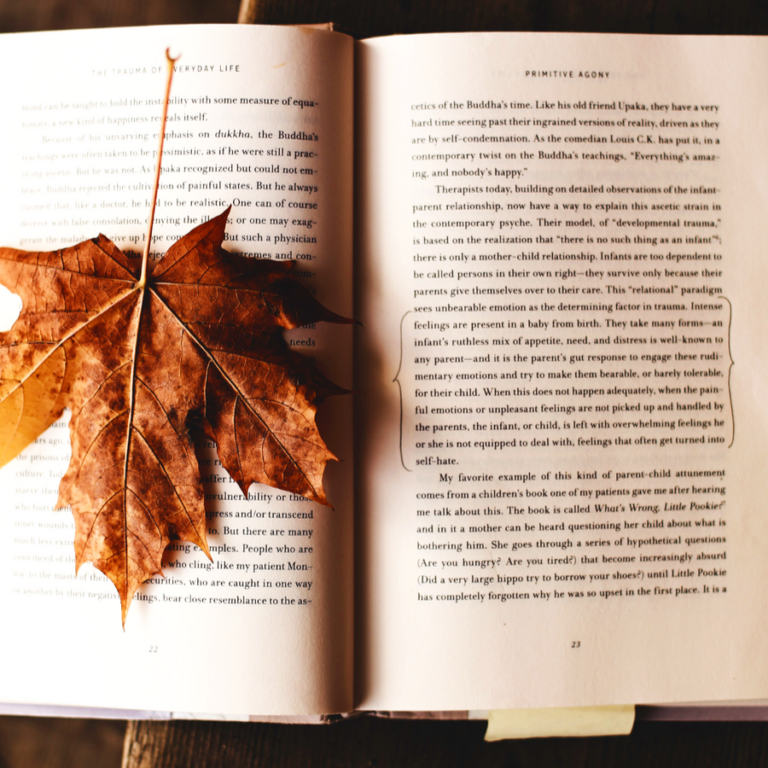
[485,705,635,740]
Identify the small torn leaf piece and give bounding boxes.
[0,208,348,623]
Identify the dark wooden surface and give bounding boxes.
[0,716,124,768]
[122,718,768,768]
[0,0,240,32]
[242,0,768,36]
[1,0,767,766]
[2,715,768,768]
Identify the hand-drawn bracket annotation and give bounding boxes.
[393,293,734,472]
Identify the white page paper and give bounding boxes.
[355,32,768,711]
[0,24,354,717]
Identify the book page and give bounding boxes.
[355,33,768,710]
[0,24,354,716]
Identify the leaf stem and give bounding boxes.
[139,48,179,289]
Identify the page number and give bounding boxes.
[571,641,581,649]
[149,645,158,653]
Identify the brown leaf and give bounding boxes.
[0,208,348,623]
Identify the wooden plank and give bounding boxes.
[0,715,124,768]
[0,0,241,33]
[122,718,768,768]
[239,0,768,36]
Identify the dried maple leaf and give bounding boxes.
[0,208,348,623]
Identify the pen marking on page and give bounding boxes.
[720,295,734,448]
[393,311,413,471]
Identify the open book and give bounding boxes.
[0,24,766,719]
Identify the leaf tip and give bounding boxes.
[199,539,213,562]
